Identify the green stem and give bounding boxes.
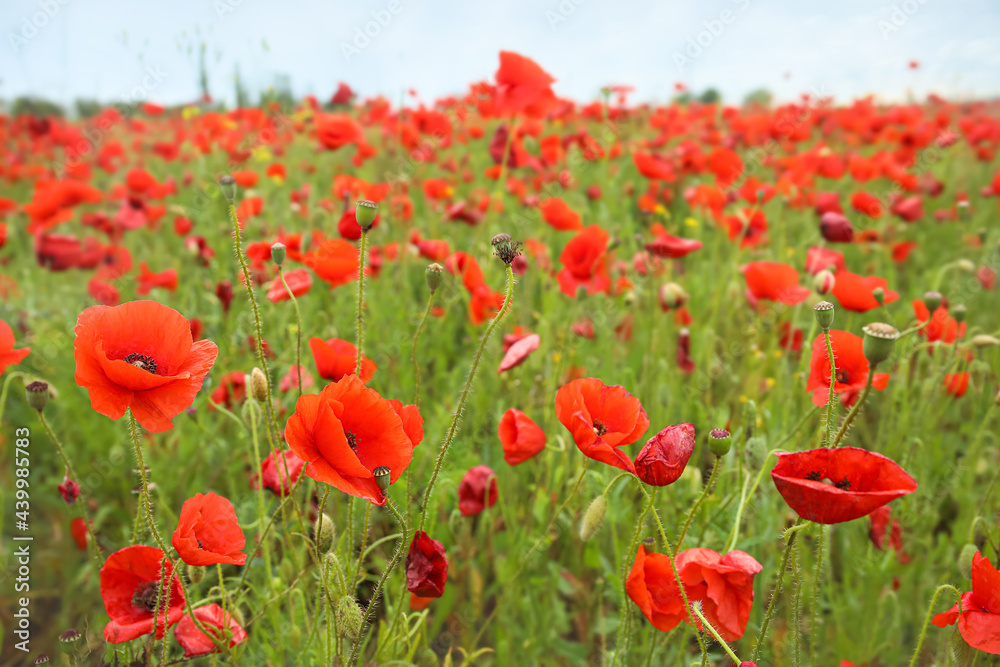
[676,455,722,551]
[411,291,435,408]
[823,329,837,446]
[907,584,963,667]
[831,367,876,447]
[810,526,825,667]
[355,229,369,376]
[691,603,742,665]
[278,267,304,399]
[350,502,372,592]
[0,371,24,426]
[751,518,805,662]
[615,484,654,664]
[417,264,515,534]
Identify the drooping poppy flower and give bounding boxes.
[458,465,498,516]
[208,371,246,411]
[539,197,583,231]
[493,51,557,118]
[498,333,540,373]
[633,150,675,181]
[634,423,695,487]
[309,337,377,383]
[933,552,1000,654]
[831,270,899,313]
[58,473,80,504]
[868,506,910,563]
[645,233,702,259]
[771,447,917,524]
[742,262,811,306]
[306,239,359,289]
[136,263,178,295]
[173,604,248,657]
[171,492,247,567]
[805,245,845,275]
[555,378,649,473]
[556,225,611,297]
[498,408,547,466]
[676,328,695,374]
[100,545,185,643]
[386,399,424,449]
[283,375,413,505]
[74,301,218,432]
[279,365,315,393]
[71,517,89,551]
[944,371,970,397]
[0,318,30,374]
[725,208,768,248]
[779,321,804,354]
[405,531,448,598]
[267,269,312,303]
[251,448,306,496]
[805,330,890,407]
[913,299,966,344]
[410,593,434,611]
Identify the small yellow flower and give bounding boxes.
[765,377,776,388]
[553,352,562,363]
[685,217,700,228]
[739,395,749,403]
[181,105,201,120]
[253,147,273,162]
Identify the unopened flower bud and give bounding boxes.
[973,334,1000,349]
[426,263,444,293]
[250,368,268,403]
[658,282,689,310]
[187,563,205,584]
[323,552,346,597]
[814,301,835,331]
[218,175,237,204]
[952,304,967,323]
[708,428,732,457]
[355,200,378,231]
[956,258,975,273]
[813,270,835,295]
[271,242,287,267]
[337,597,363,639]
[951,630,977,667]
[923,291,943,312]
[314,513,335,553]
[373,465,391,492]
[579,495,607,542]
[872,286,885,306]
[862,322,899,367]
[25,380,49,412]
[959,544,978,578]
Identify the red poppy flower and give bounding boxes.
[309,337,377,383]
[771,447,917,524]
[805,245,845,275]
[633,151,675,181]
[868,506,910,563]
[100,545,185,643]
[251,448,306,496]
[410,593,434,611]
[539,197,583,231]
[779,322,804,353]
[316,113,364,151]
[306,239,359,289]
[819,212,855,243]
[645,233,702,259]
[209,371,246,410]
[71,517,89,551]
[742,262,810,306]
[74,301,218,432]
[171,492,247,567]
[283,375,413,505]
[498,333,540,373]
[557,225,611,297]
[279,365,314,393]
[136,263,178,295]
[707,147,743,188]
[0,318,30,374]
[267,269,312,303]
[58,473,80,504]
[338,206,381,240]
[405,531,449,598]
[626,544,762,641]
[173,604,248,657]
[891,241,918,263]
[634,423,695,487]
[725,208,768,248]
[458,465,499,516]
[805,330,890,407]
[933,552,1000,654]
[831,270,899,312]
[498,408,547,466]
[913,300,966,344]
[944,371,970,397]
[555,378,649,473]
[677,328,695,374]
[387,399,424,449]
[493,51,557,118]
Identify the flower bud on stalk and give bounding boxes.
[872,286,885,306]
[658,282,689,310]
[958,544,978,578]
[973,335,1000,349]
[814,301,835,331]
[313,513,336,553]
[218,175,237,204]
[708,428,732,457]
[337,597,363,639]
[187,563,205,584]
[580,495,607,541]
[25,380,49,412]
[426,263,444,293]
[813,270,835,295]
[862,322,899,367]
[355,200,378,231]
[250,368,268,403]
[270,242,287,267]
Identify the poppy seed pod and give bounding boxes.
[426,263,444,293]
[270,242,287,267]
[973,334,1000,349]
[491,233,523,265]
[25,380,49,411]
[923,291,943,312]
[952,304,967,323]
[709,428,732,457]
[373,465,391,492]
[186,563,205,584]
[813,269,835,295]
[355,200,378,230]
[218,175,237,203]
[862,322,899,367]
[58,629,81,643]
[250,368,268,403]
[814,301,835,331]
[580,495,607,541]
[313,513,335,553]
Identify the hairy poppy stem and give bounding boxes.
[350,502,372,592]
[751,518,805,662]
[614,482,654,664]
[907,584,963,667]
[37,412,102,561]
[810,525,825,666]
[823,330,837,445]
[675,455,722,551]
[278,266,304,399]
[831,367,876,447]
[690,603,742,664]
[416,264,515,535]
[0,370,24,426]
[355,229,369,376]
[411,291,436,408]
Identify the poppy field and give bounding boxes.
[2,50,1000,666]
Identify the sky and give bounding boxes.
[2,0,1000,110]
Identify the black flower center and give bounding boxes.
[593,421,607,436]
[835,370,850,384]
[132,581,164,613]
[805,470,852,490]
[123,353,158,374]
[345,431,358,451]
[806,471,823,481]
[834,477,852,490]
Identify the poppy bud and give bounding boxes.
[658,282,689,311]
[814,301,835,331]
[923,291,943,312]
[426,263,444,293]
[250,368,268,403]
[951,304,967,323]
[218,175,237,203]
[973,334,1000,349]
[819,211,854,243]
[271,242,287,267]
[813,270,835,295]
[958,544,977,578]
[186,562,205,584]
[337,597,363,639]
[323,552,346,597]
[862,322,899,367]
[25,380,49,412]
[635,423,695,486]
[872,286,885,306]
[956,258,975,273]
[951,630,977,667]
[313,513,335,553]
[708,428,732,457]
[355,200,378,230]
[373,465,391,492]
[579,495,607,541]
